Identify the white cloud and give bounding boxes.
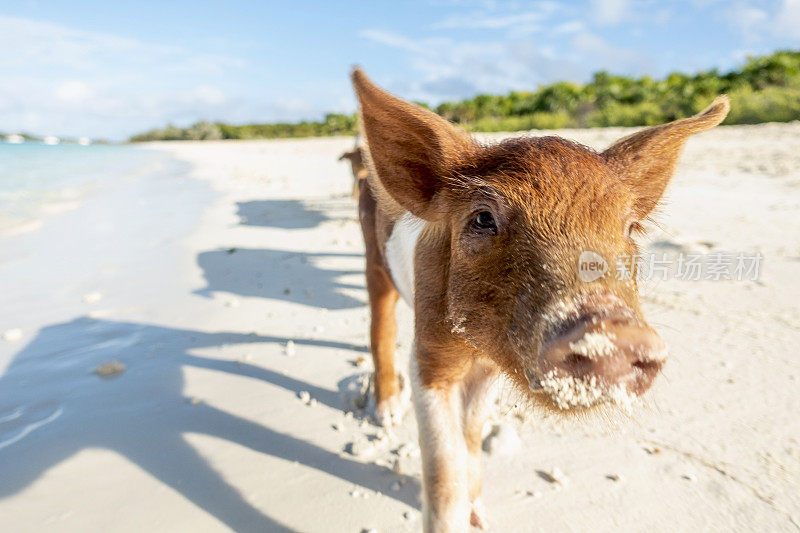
[589,0,631,25]
[552,20,585,34]
[0,15,247,139]
[358,29,430,53]
[724,2,770,41]
[723,0,800,43]
[571,30,651,73]
[192,86,228,106]
[359,25,651,105]
[433,11,546,30]
[54,81,93,104]
[775,0,800,39]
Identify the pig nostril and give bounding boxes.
[632,359,661,376]
[563,352,592,373]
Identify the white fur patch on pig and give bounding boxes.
[385,212,425,306]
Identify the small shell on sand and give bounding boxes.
[2,328,23,342]
[353,356,368,368]
[94,360,126,380]
[284,340,296,357]
[606,474,622,482]
[297,391,312,404]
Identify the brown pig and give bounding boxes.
[339,146,369,200]
[351,67,729,532]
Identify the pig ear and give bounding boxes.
[603,96,730,218]
[351,67,473,220]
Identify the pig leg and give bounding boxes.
[413,355,470,532]
[461,361,498,530]
[360,183,402,426]
[365,262,401,426]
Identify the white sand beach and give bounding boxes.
[1,124,799,532]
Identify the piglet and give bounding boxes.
[351,67,728,532]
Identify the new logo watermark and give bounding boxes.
[578,250,608,282]
[578,251,763,282]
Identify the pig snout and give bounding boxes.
[535,306,667,409]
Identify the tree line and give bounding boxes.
[130,50,800,142]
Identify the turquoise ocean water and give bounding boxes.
[0,143,160,234]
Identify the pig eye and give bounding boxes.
[470,210,497,234]
[625,219,643,237]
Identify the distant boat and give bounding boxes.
[78,137,91,146]
[5,134,24,144]
[43,136,59,145]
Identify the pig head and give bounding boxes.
[353,67,730,412]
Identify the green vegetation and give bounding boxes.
[130,50,800,142]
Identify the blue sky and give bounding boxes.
[1,0,799,139]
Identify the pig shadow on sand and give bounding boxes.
[199,197,365,309]
[0,317,418,531]
[236,198,355,230]
[194,248,365,310]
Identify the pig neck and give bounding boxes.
[385,211,426,306]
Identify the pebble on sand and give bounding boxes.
[395,442,420,458]
[94,360,126,380]
[482,423,522,456]
[2,328,23,342]
[541,467,569,485]
[642,444,661,455]
[345,439,377,459]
